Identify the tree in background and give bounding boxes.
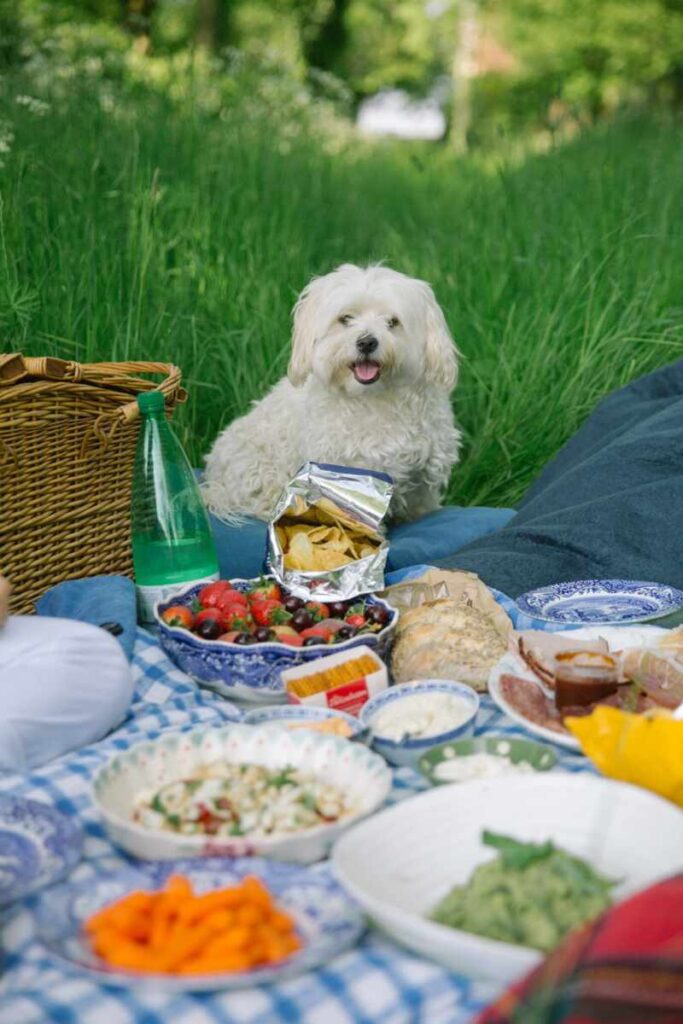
[121,0,157,51]
[194,0,234,51]
[5,0,683,142]
[495,0,683,122]
[291,0,351,75]
[450,0,478,152]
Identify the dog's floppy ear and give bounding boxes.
[288,277,322,387]
[419,281,459,390]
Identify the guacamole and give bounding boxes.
[430,831,614,953]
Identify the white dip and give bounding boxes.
[433,752,535,783]
[371,692,472,741]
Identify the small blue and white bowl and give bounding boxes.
[360,680,480,769]
[155,577,397,704]
[244,704,368,741]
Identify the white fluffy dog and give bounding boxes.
[204,264,461,523]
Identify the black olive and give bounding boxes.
[291,608,314,632]
[253,627,275,643]
[367,605,390,626]
[196,618,222,640]
[283,595,304,612]
[327,600,348,618]
[303,636,322,646]
[335,624,358,641]
[233,631,256,645]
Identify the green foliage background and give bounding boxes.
[1,1,682,506]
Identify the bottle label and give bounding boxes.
[137,574,219,624]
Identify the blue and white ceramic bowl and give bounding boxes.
[35,857,364,991]
[155,577,397,704]
[0,795,83,907]
[244,705,367,741]
[360,680,480,769]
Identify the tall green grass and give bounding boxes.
[1,81,681,507]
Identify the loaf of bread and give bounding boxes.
[390,598,508,692]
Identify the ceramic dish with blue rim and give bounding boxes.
[359,680,480,769]
[155,578,397,704]
[515,579,683,626]
[35,857,364,992]
[0,795,83,907]
[418,735,557,786]
[244,704,368,741]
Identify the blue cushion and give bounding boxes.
[208,505,515,582]
[386,506,514,571]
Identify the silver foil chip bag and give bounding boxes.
[267,462,393,602]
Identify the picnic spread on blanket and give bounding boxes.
[2,356,683,1024]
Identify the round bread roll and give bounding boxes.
[390,599,507,692]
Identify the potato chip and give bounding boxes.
[285,531,315,568]
[310,548,351,570]
[275,496,382,572]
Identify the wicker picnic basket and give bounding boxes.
[0,354,186,614]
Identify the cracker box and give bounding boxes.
[281,645,388,717]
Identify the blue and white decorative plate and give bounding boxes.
[0,796,83,907]
[35,857,364,991]
[515,579,683,626]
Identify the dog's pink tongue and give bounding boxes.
[354,361,380,383]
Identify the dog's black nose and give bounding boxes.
[356,335,379,356]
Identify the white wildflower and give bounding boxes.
[15,95,50,116]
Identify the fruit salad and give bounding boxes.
[161,578,393,648]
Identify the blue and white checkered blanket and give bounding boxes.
[0,580,591,1024]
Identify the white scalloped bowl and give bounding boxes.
[93,723,391,864]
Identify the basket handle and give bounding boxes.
[2,354,186,405]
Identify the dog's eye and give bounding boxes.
[387,316,400,329]
[338,314,353,326]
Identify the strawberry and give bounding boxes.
[251,599,291,628]
[221,605,254,632]
[161,605,194,629]
[300,626,333,643]
[198,581,234,608]
[278,633,304,648]
[214,587,249,610]
[194,607,223,628]
[345,613,367,628]
[305,601,329,622]
[248,578,282,603]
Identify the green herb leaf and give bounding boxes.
[271,606,292,625]
[482,830,555,870]
[301,791,318,811]
[269,766,297,789]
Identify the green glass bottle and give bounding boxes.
[131,391,219,622]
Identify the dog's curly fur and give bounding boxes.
[203,264,461,522]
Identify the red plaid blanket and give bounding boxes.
[476,874,683,1024]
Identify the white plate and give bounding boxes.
[332,775,683,985]
[488,625,668,751]
[93,723,391,864]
